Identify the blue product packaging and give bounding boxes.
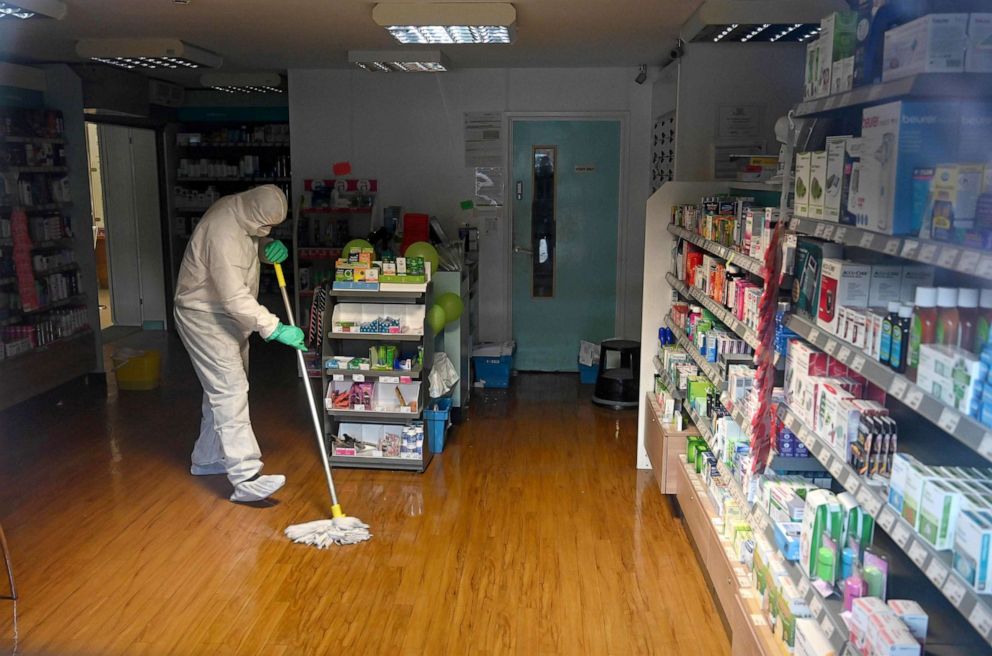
[958,102,992,164]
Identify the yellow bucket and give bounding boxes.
[114,349,161,391]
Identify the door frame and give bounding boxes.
[504,112,630,343]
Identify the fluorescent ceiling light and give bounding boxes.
[372,3,516,44]
[0,0,66,19]
[349,50,450,72]
[200,72,284,93]
[76,38,223,70]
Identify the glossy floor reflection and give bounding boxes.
[0,334,728,655]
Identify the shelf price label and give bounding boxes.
[352,374,365,382]
[806,327,821,346]
[903,387,924,410]
[798,576,811,597]
[877,508,897,532]
[901,240,919,258]
[917,243,938,263]
[980,433,992,461]
[833,227,847,244]
[332,374,345,381]
[789,217,801,231]
[892,522,913,548]
[850,355,866,374]
[859,232,876,249]
[937,408,961,434]
[888,377,909,400]
[943,575,967,608]
[926,558,949,587]
[828,457,844,479]
[821,225,836,241]
[980,257,992,280]
[909,540,929,567]
[884,239,901,255]
[937,247,959,269]
[809,595,824,618]
[820,617,835,640]
[969,604,992,638]
[836,346,852,364]
[958,249,981,272]
[814,223,826,238]
[823,340,837,356]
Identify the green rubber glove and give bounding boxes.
[266,322,306,350]
[264,239,288,264]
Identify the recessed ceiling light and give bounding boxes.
[76,38,223,70]
[0,0,66,19]
[349,50,450,73]
[200,72,284,93]
[372,3,516,44]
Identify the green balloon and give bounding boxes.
[342,239,373,258]
[427,304,447,334]
[404,241,439,275]
[436,292,463,324]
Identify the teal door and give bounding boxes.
[511,119,621,371]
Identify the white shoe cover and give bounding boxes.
[190,462,227,476]
[230,474,286,502]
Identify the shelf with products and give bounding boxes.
[787,216,992,281]
[784,312,992,461]
[300,207,374,215]
[668,224,766,278]
[665,312,727,389]
[22,293,87,315]
[0,327,92,366]
[794,73,992,119]
[32,262,79,278]
[178,142,289,149]
[1,135,65,145]
[318,281,434,473]
[667,272,763,352]
[0,202,73,214]
[777,403,992,648]
[175,176,291,183]
[1,165,68,175]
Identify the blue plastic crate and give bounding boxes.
[579,362,598,384]
[425,398,452,453]
[472,354,512,388]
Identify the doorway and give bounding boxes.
[510,118,622,371]
[84,123,167,339]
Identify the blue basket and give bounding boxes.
[579,362,598,384]
[425,398,452,453]
[472,354,512,388]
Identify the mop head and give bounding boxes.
[284,516,372,548]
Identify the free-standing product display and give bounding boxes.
[317,251,433,472]
[640,8,992,655]
[0,106,95,411]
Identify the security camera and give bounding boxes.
[669,40,685,60]
[635,65,647,85]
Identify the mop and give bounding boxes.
[272,262,372,547]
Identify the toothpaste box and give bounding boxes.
[953,509,992,594]
[967,14,992,73]
[887,599,928,648]
[918,479,963,550]
[883,14,968,81]
[858,101,960,235]
[817,259,871,334]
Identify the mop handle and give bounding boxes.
[273,263,341,510]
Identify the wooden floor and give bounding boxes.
[0,333,729,655]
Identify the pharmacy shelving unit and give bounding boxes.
[772,63,992,652]
[0,112,97,411]
[320,283,433,472]
[165,122,292,301]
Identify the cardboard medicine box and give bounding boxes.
[883,13,968,81]
[817,259,871,334]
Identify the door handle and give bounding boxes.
[513,245,533,255]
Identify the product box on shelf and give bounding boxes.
[967,14,992,73]
[799,489,843,579]
[795,153,812,217]
[857,101,960,236]
[804,41,823,100]
[816,383,858,459]
[918,479,963,550]
[882,14,969,81]
[795,618,835,656]
[824,136,853,223]
[901,464,947,530]
[931,163,985,236]
[953,508,992,594]
[793,239,845,321]
[899,266,935,304]
[868,264,904,307]
[817,259,871,334]
[887,600,928,648]
[916,344,985,414]
[809,151,827,220]
[867,609,924,656]
[831,56,855,94]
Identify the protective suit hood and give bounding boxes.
[229,185,288,237]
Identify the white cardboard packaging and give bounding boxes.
[867,610,923,656]
[817,259,871,334]
[967,14,992,73]
[882,14,968,81]
[918,479,963,550]
[899,266,935,304]
[795,618,836,656]
[953,509,992,594]
[795,152,812,217]
[809,151,827,220]
[887,599,928,648]
[850,597,891,653]
[824,136,852,222]
[831,56,855,94]
[805,40,822,99]
[868,264,904,307]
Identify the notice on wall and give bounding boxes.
[717,104,764,139]
[712,141,766,180]
[465,111,503,168]
[475,167,504,207]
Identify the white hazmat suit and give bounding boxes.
[174,185,291,503]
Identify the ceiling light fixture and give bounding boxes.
[712,23,739,43]
[740,23,771,42]
[349,50,450,73]
[200,72,284,93]
[76,38,222,70]
[0,0,66,19]
[681,0,846,43]
[372,3,516,44]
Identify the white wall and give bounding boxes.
[288,67,651,342]
[674,43,805,181]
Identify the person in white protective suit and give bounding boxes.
[174,185,305,503]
